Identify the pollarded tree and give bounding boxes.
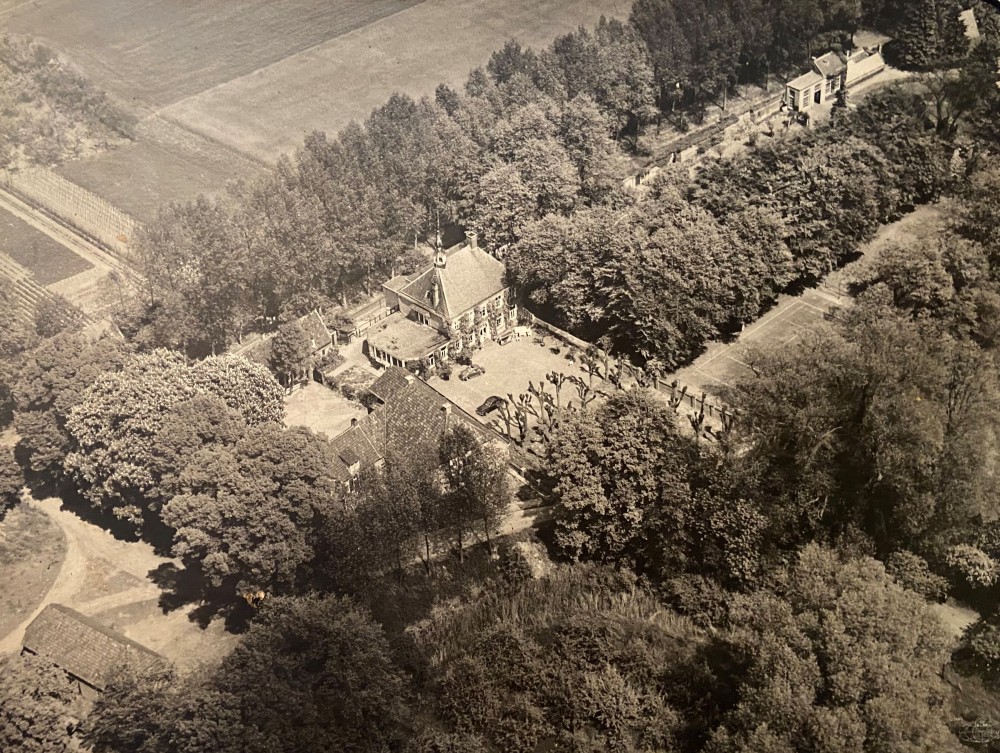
[0,652,83,753]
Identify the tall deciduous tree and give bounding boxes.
[63,350,281,526]
[14,331,131,481]
[544,389,694,561]
[85,596,410,753]
[0,445,23,520]
[162,425,339,598]
[705,544,964,753]
[0,653,82,753]
[439,425,512,556]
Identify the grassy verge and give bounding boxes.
[0,503,67,640]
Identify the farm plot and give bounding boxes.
[0,205,93,285]
[3,0,426,110]
[56,126,264,223]
[160,0,630,161]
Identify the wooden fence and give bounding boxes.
[1,167,138,260]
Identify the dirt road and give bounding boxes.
[0,496,235,669]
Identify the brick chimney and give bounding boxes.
[466,231,478,250]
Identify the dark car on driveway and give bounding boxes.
[459,364,486,381]
[476,395,507,416]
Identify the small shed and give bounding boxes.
[21,604,168,697]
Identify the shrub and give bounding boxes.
[947,544,999,589]
[439,361,453,381]
[885,551,949,602]
[454,352,472,366]
[966,621,1000,679]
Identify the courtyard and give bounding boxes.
[428,335,606,435]
[284,381,367,439]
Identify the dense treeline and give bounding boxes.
[122,0,960,358]
[125,0,999,366]
[508,86,957,367]
[8,333,512,606]
[126,18,649,355]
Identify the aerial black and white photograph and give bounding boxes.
[2,0,1000,750]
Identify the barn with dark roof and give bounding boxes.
[21,604,168,697]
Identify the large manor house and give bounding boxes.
[365,232,518,370]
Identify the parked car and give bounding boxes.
[476,395,507,416]
[459,364,485,381]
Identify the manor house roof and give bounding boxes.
[393,243,507,320]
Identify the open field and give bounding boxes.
[0,504,67,642]
[56,123,265,223]
[11,0,627,217]
[671,203,949,396]
[1,0,425,110]
[159,0,630,161]
[0,204,93,284]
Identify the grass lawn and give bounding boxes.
[0,504,67,642]
[0,205,93,284]
[284,381,367,440]
[4,0,424,109]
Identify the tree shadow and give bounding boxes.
[56,486,142,543]
[147,562,253,633]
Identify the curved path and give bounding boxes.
[0,496,235,668]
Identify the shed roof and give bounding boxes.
[23,604,167,691]
[787,70,824,90]
[328,414,384,483]
[813,51,847,78]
